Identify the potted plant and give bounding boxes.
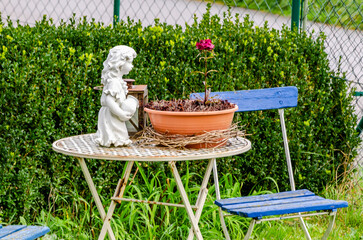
[144,39,238,148]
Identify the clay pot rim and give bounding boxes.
[144,105,238,116]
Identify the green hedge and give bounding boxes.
[0,8,359,221]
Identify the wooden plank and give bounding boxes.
[215,189,314,207]
[221,195,325,210]
[228,199,348,218]
[1,226,50,240]
[0,225,27,238]
[190,86,298,112]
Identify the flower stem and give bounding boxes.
[204,51,208,104]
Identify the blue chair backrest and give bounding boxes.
[190,86,298,111]
[191,86,299,191]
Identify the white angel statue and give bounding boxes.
[94,45,139,147]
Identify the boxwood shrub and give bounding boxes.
[0,8,359,221]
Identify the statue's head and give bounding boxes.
[101,45,137,84]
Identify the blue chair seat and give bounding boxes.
[215,189,348,219]
[0,225,50,240]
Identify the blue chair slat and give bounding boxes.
[215,189,314,207]
[230,199,348,218]
[216,189,348,218]
[218,195,325,211]
[218,195,348,219]
[0,225,50,240]
[0,225,27,238]
[190,86,298,112]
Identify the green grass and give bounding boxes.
[306,0,362,30]
[215,0,362,30]
[2,162,362,239]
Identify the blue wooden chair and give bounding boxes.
[0,224,50,240]
[191,86,348,240]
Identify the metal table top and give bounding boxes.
[52,133,251,161]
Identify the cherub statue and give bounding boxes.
[94,45,139,147]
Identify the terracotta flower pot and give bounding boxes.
[144,105,238,148]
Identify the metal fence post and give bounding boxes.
[113,0,120,26]
[301,0,308,31]
[291,0,300,30]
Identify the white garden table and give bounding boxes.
[52,133,251,240]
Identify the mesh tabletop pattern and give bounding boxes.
[52,134,251,161]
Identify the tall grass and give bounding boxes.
[9,162,360,239]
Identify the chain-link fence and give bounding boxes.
[303,0,362,179]
[301,0,363,179]
[303,0,362,91]
[0,0,295,28]
[1,0,362,175]
[2,1,360,83]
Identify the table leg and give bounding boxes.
[212,158,231,240]
[186,159,214,240]
[169,161,204,240]
[97,160,134,240]
[78,158,116,240]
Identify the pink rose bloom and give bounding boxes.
[196,39,215,51]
